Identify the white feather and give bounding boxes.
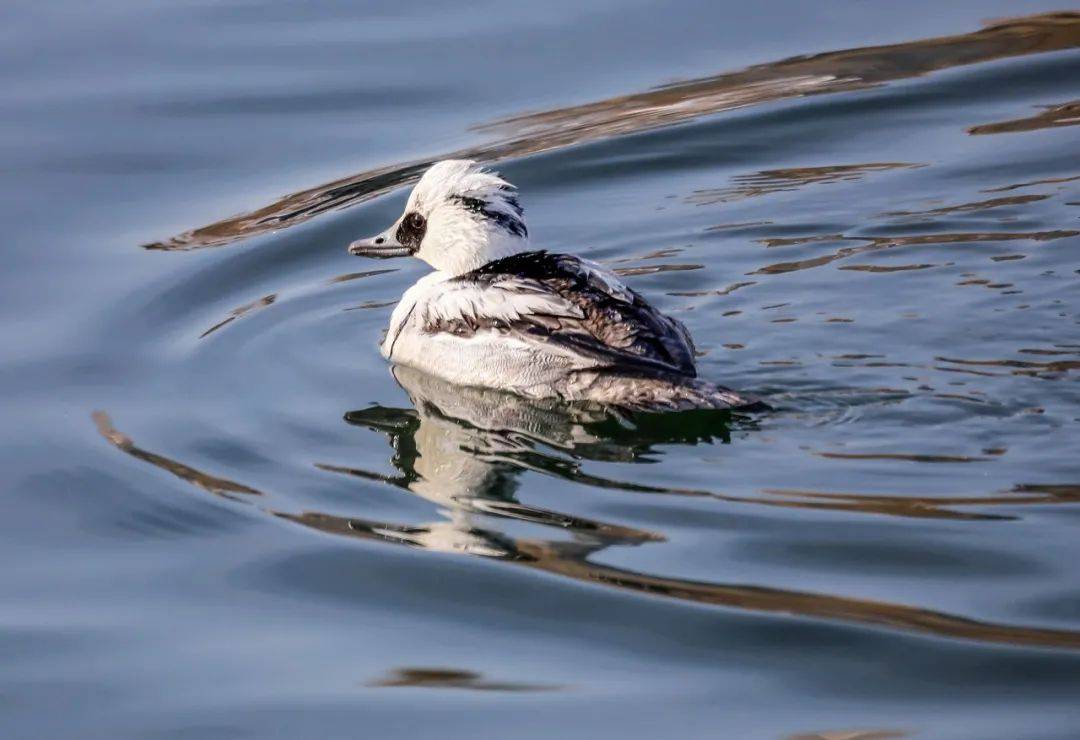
[419,278,583,327]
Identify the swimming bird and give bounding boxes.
[348,159,757,410]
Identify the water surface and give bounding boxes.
[2,3,1079,738]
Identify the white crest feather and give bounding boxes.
[406,159,530,275]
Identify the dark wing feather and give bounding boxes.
[425,252,697,377]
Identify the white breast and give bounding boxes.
[379,271,588,396]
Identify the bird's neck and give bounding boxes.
[437,233,530,276]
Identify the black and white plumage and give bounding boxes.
[348,160,756,410]
[432,251,695,375]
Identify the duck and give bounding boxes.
[348,159,757,411]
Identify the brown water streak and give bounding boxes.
[143,13,1080,251]
[92,412,1080,650]
[968,100,1080,135]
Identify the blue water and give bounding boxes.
[2,3,1079,738]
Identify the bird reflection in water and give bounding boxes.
[94,366,1080,650]
[304,364,736,560]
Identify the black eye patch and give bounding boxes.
[451,195,528,238]
[396,212,427,251]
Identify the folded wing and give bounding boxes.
[419,252,697,377]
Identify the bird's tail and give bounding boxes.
[579,373,765,412]
[640,377,765,412]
